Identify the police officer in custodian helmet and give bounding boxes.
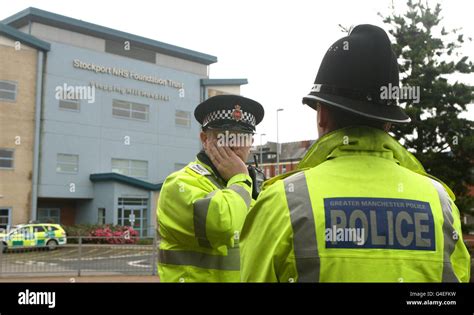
[240,25,470,282]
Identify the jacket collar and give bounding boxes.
[296,126,454,199]
[298,126,426,172]
[196,150,226,184]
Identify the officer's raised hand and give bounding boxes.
[158,94,264,283]
[207,142,249,181]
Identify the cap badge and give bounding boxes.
[232,104,242,121]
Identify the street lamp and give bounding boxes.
[276,108,284,175]
[259,133,266,165]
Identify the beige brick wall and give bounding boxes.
[0,41,38,226]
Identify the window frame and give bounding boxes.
[116,198,149,237]
[37,208,61,224]
[112,99,149,122]
[175,110,191,128]
[0,208,12,231]
[0,148,15,169]
[98,208,106,225]
[0,80,18,102]
[56,153,79,174]
[111,158,148,179]
[58,98,81,112]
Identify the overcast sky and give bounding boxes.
[2,0,473,144]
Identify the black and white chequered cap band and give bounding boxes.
[202,108,256,127]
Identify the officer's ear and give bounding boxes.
[317,103,331,134]
[200,130,208,147]
[200,129,217,149]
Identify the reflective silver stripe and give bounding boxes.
[227,184,251,208]
[158,248,240,271]
[430,179,459,282]
[284,172,320,282]
[205,174,224,189]
[193,191,218,248]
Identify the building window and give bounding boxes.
[175,110,191,127]
[98,208,106,225]
[112,158,148,178]
[112,99,149,121]
[117,198,149,236]
[0,80,17,102]
[59,99,80,111]
[38,208,60,224]
[56,154,79,173]
[0,208,11,231]
[0,148,14,169]
[174,163,187,171]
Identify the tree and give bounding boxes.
[380,0,474,232]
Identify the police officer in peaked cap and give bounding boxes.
[157,94,264,282]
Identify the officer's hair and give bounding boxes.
[319,103,390,131]
[201,127,218,135]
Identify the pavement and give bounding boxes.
[0,242,472,282]
[0,244,156,277]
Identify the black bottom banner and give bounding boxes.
[0,282,472,314]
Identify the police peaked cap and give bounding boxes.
[194,95,264,133]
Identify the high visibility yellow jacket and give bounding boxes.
[240,126,471,282]
[157,154,253,282]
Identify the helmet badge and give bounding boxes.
[232,104,242,121]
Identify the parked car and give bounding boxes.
[0,223,67,252]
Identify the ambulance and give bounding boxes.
[0,223,67,252]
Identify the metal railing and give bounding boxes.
[0,236,158,277]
